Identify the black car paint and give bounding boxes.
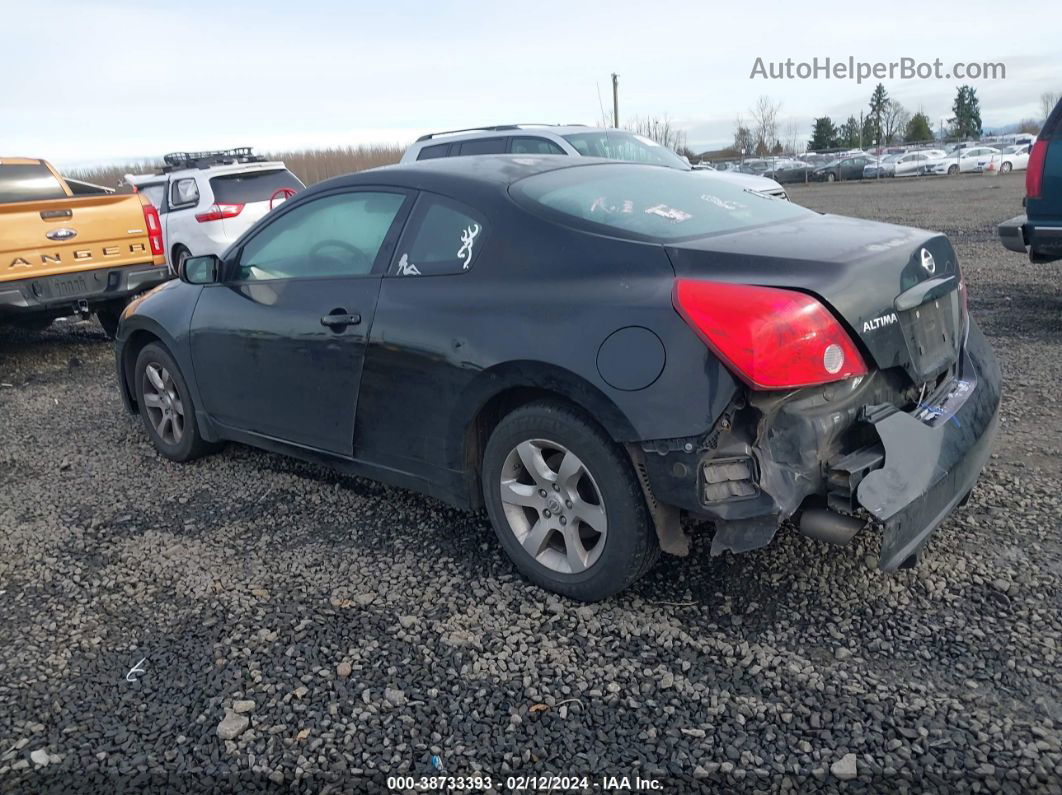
[117,156,1001,568]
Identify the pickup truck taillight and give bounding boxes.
[673,279,868,390]
[142,203,164,257]
[1027,140,1049,199]
[195,203,244,223]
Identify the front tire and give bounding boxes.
[482,401,659,601]
[1000,161,1012,174]
[947,164,959,176]
[826,172,836,182]
[134,342,216,462]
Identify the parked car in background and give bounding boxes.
[116,156,1000,601]
[763,158,812,184]
[999,96,1062,262]
[923,147,1000,175]
[979,144,1031,174]
[812,155,876,182]
[0,156,168,336]
[126,148,304,271]
[895,150,946,177]
[402,125,790,199]
[864,154,902,178]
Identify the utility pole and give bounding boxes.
[611,73,619,128]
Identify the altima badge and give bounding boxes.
[45,228,77,241]
[920,248,936,274]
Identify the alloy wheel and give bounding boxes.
[143,362,185,445]
[498,438,608,574]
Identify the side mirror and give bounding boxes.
[179,254,221,285]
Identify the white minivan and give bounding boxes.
[126,149,304,270]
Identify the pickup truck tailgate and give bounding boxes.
[1,193,162,282]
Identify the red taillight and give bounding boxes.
[194,203,244,223]
[673,279,868,390]
[1027,140,1049,199]
[141,203,164,257]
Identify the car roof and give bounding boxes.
[414,125,593,145]
[308,155,651,195]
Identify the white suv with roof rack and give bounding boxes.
[125,148,304,270]
[401,125,789,200]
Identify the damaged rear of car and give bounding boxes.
[656,216,1000,569]
[519,164,1001,573]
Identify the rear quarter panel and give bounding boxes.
[354,204,739,482]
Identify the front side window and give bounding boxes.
[457,138,507,155]
[513,163,812,243]
[510,137,566,156]
[236,191,406,281]
[171,178,200,207]
[391,195,485,277]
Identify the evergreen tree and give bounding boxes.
[905,112,934,143]
[808,117,838,151]
[949,85,982,139]
[867,83,889,145]
[838,116,861,148]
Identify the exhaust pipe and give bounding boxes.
[798,509,866,546]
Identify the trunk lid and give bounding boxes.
[665,213,964,385]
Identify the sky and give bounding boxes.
[4,0,1060,167]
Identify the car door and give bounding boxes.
[189,187,413,455]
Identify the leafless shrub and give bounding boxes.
[749,96,781,155]
[62,144,407,190]
[624,115,687,152]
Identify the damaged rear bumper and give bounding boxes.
[855,322,1000,568]
[640,318,1001,566]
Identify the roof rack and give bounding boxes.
[415,124,586,142]
[161,147,265,172]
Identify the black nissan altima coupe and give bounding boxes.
[116,156,1001,601]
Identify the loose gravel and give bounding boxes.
[1,173,1059,793]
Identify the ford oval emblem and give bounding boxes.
[46,227,77,242]
[920,247,936,274]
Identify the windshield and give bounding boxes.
[562,131,688,169]
[512,164,812,242]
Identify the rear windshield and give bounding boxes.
[0,163,67,204]
[513,164,812,242]
[209,169,303,204]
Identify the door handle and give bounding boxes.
[320,311,361,329]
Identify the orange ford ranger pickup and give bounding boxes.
[1,157,168,336]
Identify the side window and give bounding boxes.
[171,178,199,208]
[417,143,451,160]
[510,137,566,155]
[457,138,506,155]
[236,191,406,282]
[391,195,485,277]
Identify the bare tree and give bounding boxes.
[749,96,781,155]
[624,115,687,152]
[732,114,754,156]
[1018,118,1041,135]
[782,120,801,156]
[882,100,911,144]
[1041,91,1059,122]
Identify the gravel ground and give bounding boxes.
[1,173,1059,793]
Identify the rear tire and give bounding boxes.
[134,342,217,462]
[482,400,659,601]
